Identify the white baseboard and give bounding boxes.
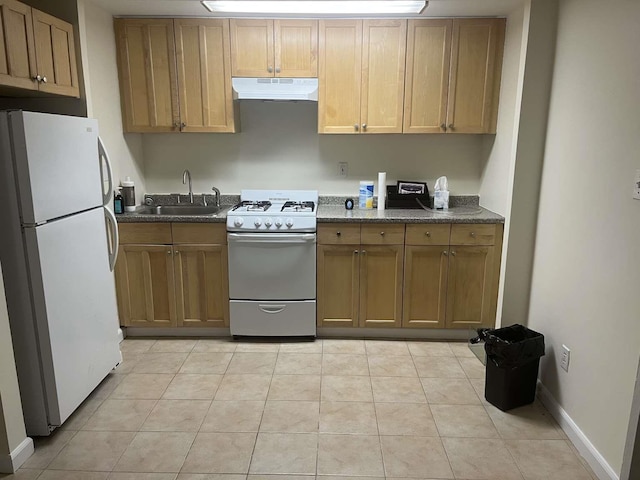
[537,381,619,480]
[0,437,34,473]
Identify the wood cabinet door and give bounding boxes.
[318,20,362,134]
[0,0,37,90]
[359,245,403,328]
[275,20,317,77]
[115,245,177,327]
[230,19,273,77]
[31,8,78,97]
[174,245,229,328]
[447,18,505,134]
[114,18,179,132]
[360,20,407,134]
[317,245,359,327]
[403,246,449,328]
[403,19,451,133]
[445,245,495,328]
[175,18,235,133]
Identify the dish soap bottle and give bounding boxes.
[113,188,124,214]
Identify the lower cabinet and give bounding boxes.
[114,223,229,328]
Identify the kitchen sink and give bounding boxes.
[139,205,223,216]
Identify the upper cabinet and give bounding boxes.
[404,18,505,134]
[115,18,237,133]
[230,19,317,77]
[318,19,406,134]
[0,0,79,97]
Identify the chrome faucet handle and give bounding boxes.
[202,193,208,207]
[182,169,194,204]
[211,186,221,207]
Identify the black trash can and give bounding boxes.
[479,324,545,411]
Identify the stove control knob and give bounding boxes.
[275,218,283,228]
[254,217,262,227]
[233,217,244,227]
[285,218,294,228]
[264,218,273,228]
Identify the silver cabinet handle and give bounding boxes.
[336,231,341,236]
[470,232,476,237]
[167,250,171,255]
[41,76,47,83]
[180,122,186,131]
[362,123,367,130]
[448,123,454,129]
[275,67,281,73]
[425,231,431,237]
[443,250,448,256]
[354,249,359,254]
[451,251,456,256]
[380,232,385,236]
[440,123,446,130]
[33,74,42,82]
[268,66,273,73]
[175,250,180,254]
[362,249,367,254]
[354,124,359,131]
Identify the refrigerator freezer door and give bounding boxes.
[23,207,121,426]
[11,111,103,224]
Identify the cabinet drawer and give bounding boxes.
[450,224,496,245]
[405,224,451,245]
[172,224,226,244]
[361,224,405,245]
[119,223,172,244]
[318,224,360,244]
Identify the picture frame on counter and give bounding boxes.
[397,180,427,195]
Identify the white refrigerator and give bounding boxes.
[0,111,122,436]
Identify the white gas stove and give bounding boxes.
[226,189,318,233]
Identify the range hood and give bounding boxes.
[232,77,318,101]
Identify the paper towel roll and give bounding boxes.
[377,172,386,211]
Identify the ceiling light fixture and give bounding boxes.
[201,1,428,15]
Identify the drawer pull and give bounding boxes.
[425,231,431,237]
[354,249,359,254]
[380,232,385,236]
[443,250,448,256]
[336,231,341,236]
[362,249,367,254]
[451,251,456,256]
[470,232,476,237]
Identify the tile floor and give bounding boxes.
[3,338,599,480]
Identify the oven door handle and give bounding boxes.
[259,304,287,314]
[228,233,316,244]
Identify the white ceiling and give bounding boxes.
[88,0,525,18]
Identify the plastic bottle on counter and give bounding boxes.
[113,188,124,214]
[121,177,136,212]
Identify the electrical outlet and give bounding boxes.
[560,344,571,372]
[338,162,348,177]
[634,169,640,200]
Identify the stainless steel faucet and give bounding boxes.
[211,187,221,207]
[182,169,193,204]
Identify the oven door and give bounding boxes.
[227,232,316,300]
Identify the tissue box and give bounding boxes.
[386,185,431,209]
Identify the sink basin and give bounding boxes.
[139,205,222,216]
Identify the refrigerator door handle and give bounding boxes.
[104,207,119,272]
[98,136,113,207]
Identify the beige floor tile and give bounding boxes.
[371,377,426,403]
[321,376,373,402]
[48,431,135,471]
[215,375,272,401]
[317,434,384,476]
[180,353,233,374]
[319,401,377,434]
[141,400,211,432]
[83,399,156,431]
[430,404,499,438]
[119,339,156,354]
[380,436,453,478]
[507,439,593,480]
[6,470,45,479]
[485,402,565,440]
[108,474,178,480]
[110,374,174,400]
[279,340,323,353]
[407,342,455,357]
[250,433,318,474]
[375,403,438,436]
[22,430,76,469]
[443,437,524,480]
[200,400,265,432]
[178,475,246,480]
[163,374,222,400]
[150,339,198,353]
[260,401,319,433]
[412,356,467,378]
[59,397,104,431]
[181,432,256,473]
[316,477,383,480]
[367,356,417,377]
[321,354,369,376]
[322,339,366,355]
[227,353,277,374]
[192,339,238,353]
[249,476,313,480]
[469,377,490,405]
[133,352,189,374]
[38,471,108,480]
[91,373,125,400]
[365,340,410,356]
[421,378,481,405]
[268,375,321,401]
[275,354,322,375]
[235,342,280,353]
[114,431,195,473]
[458,356,486,379]
[113,352,142,374]
[449,342,476,358]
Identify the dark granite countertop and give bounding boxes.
[317,205,504,224]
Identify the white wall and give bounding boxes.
[80,0,146,203]
[528,0,640,475]
[143,101,487,197]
